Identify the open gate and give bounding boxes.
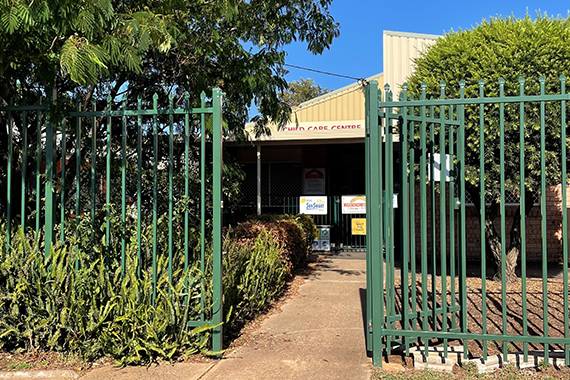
[365,77,570,367]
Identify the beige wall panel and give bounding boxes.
[383,31,439,93]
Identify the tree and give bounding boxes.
[406,14,570,282]
[280,77,329,107]
[0,0,340,222]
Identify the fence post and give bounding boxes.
[212,87,224,353]
[366,80,384,366]
[44,88,56,258]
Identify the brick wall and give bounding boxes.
[408,184,567,263]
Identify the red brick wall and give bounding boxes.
[409,184,566,263]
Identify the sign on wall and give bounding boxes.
[304,168,325,195]
[300,196,328,215]
[341,195,366,214]
[352,218,366,235]
[428,153,452,182]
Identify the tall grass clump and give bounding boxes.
[0,219,213,365]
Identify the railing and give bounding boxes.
[1,89,225,351]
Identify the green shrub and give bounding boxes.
[0,226,212,365]
[222,230,288,331]
[245,213,317,266]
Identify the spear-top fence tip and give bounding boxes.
[498,78,505,85]
[137,94,142,101]
[560,74,567,82]
[421,82,427,89]
[459,79,466,87]
[153,93,159,100]
[107,94,112,102]
[539,75,546,83]
[384,83,391,91]
[200,91,206,98]
[168,93,174,100]
[519,76,526,84]
[402,82,409,90]
[184,92,190,99]
[440,80,446,87]
[478,78,485,85]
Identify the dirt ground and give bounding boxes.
[390,274,570,359]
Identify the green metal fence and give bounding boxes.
[1,89,225,352]
[366,77,570,367]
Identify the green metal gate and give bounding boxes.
[365,77,570,367]
[2,89,225,352]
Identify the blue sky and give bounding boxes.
[283,0,570,91]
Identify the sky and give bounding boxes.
[283,0,570,92]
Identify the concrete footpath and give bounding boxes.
[200,250,373,380]
[18,251,372,380]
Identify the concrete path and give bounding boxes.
[200,250,373,380]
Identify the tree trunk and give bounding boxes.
[470,185,535,284]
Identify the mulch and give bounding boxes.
[390,274,570,359]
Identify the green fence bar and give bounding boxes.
[136,96,143,275]
[365,85,373,353]
[419,83,429,357]
[36,99,41,236]
[20,106,27,233]
[439,82,449,357]
[7,106,13,248]
[458,80,468,360]
[519,77,528,362]
[366,80,384,366]
[60,119,66,244]
[75,102,81,271]
[385,84,395,355]
[478,79,488,360]
[200,91,206,321]
[184,93,190,303]
[121,97,127,274]
[91,98,96,246]
[429,101,436,333]
[498,78,508,361]
[44,90,55,258]
[400,85,410,355]
[152,93,159,303]
[105,96,112,248]
[448,106,456,334]
[561,75,569,366]
[539,76,549,362]
[211,87,224,353]
[408,95,418,336]
[168,94,174,287]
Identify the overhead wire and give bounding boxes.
[283,63,369,85]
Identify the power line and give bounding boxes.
[284,63,368,84]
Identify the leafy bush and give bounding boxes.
[0,226,212,365]
[222,230,288,331]
[244,213,317,267]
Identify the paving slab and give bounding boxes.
[201,256,373,380]
[79,363,214,380]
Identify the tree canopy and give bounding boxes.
[406,14,570,281]
[279,77,329,107]
[0,0,340,133]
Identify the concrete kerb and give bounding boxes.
[0,370,79,379]
[402,345,568,373]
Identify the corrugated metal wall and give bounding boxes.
[383,30,439,92]
[291,74,384,123]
